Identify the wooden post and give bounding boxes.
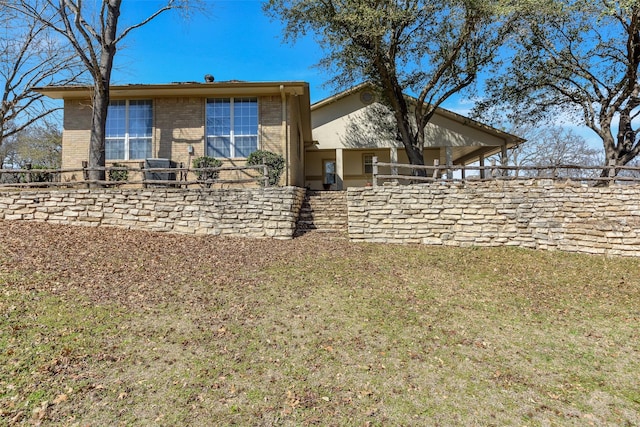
[445,146,453,180]
[263,164,269,187]
[25,163,32,184]
[479,154,485,180]
[140,161,146,188]
[81,161,89,188]
[491,159,498,179]
[372,156,378,187]
[432,159,439,179]
[608,159,616,185]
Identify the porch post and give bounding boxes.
[336,148,344,190]
[501,144,508,177]
[445,146,453,180]
[390,147,398,177]
[479,154,485,180]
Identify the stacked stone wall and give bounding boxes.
[0,187,305,240]
[348,181,640,257]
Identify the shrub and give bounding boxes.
[246,150,285,186]
[26,165,54,183]
[193,156,222,182]
[108,163,129,182]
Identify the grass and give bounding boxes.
[0,222,639,425]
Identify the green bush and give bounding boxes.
[193,156,222,182]
[26,165,53,183]
[108,163,129,182]
[246,150,285,186]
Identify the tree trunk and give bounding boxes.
[88,83,108,183]
[87,0,120,185]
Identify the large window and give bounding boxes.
[206,97,258,158]
[106,100,153,160]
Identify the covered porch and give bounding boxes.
[304,144,510,190]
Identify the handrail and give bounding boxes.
[0,163,271,188]
[371,157,639,186]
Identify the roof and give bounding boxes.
[33,80,310,99]
[312,82,525,150]
[34,80,313,144]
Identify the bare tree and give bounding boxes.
[9,0,198,182]
[0,2,81,156]
[509,125,602,179]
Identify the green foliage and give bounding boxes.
[108,163,129,182]
[1,122,62,169]
[193,156,222,182]
[265,0,513,169]
[246,150,285,186]
[476,0,640,171]
[25,164,53,183]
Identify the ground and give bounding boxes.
[1,221,639,426]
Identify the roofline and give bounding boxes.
[33,81,310,99]
[311,82,371,110]
[311,82,525,146]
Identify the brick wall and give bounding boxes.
[61,99,92,170]
[60,96,287,177]
[0,187,306,239]
[347,181,640,257]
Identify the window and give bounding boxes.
[105,100,153,160]
[206,97,258,158]
[363,153,374,174]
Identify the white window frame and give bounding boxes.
[205,97,259,159]
[363,153,375,174]
[105,100,153,161]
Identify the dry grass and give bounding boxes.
[1,221,639,426]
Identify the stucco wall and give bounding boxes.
[347,181,640,257]
[0,187,305,239]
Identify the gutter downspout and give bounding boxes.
[280,85,289,186]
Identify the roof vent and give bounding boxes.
[204,74,215,83]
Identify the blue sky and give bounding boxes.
[113,0,331,103]
[110,0,603,147]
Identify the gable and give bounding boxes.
[311,86,521,152]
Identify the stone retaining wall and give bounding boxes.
[348,181,640,257]
[0,187,306,239]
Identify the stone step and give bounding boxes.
[295,190,348,235]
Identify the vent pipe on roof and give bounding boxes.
[204,74,214,83]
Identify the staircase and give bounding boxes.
[295,190,348,237]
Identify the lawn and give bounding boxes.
[1,221,639,426]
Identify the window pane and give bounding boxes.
[234,98,258,136]
[106,138,125,160]
[206,98,231,136]
[129,138,152,160]
[207,136,231,158]
[364,155,373,174]
[207,97,258,158]
[128,100,152,138]
[106,101,126,138]
[235,136,257,158]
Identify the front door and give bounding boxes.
[323,160,336,190]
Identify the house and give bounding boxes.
[35,80,313,186]
[35,80,521,188]
[306,84,523,190]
